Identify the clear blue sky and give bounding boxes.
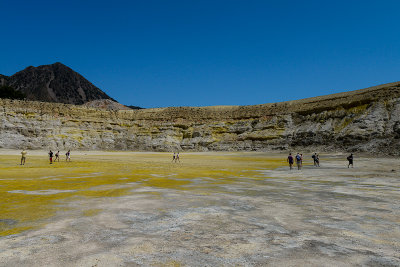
[1,0,400,108]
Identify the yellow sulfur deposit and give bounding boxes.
[0,152,283,236]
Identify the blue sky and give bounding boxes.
[1,0,400,108]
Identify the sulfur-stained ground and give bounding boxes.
[0,150,399,266]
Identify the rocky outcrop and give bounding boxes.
[1,81,400,155]
[83,99,132,111]
[1,63,114,104]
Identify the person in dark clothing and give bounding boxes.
[347,153,354,168]
[287,153,294,170]
[66,150,71,162]
[55,151,60,162]
[295,153,302,170]
[312,153,317,166]
[49,150,54,164]
[315,153,320,167]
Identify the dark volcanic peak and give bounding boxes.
[6,62,114,105]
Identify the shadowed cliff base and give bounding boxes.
[1,81,400,154]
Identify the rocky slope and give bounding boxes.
[83,99,132,111]
[1,81,400,154]
[0,63,114,104]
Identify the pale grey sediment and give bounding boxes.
[0,156,399,266]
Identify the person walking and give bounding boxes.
[315,153,320,167]
[176,152,180,163]
[347,153,354,168]
[20,149,27,165]
[312,153,317,166]
[287,153,294,170]
[172,152,176,162]
[296,153,302,170]
[66,150,71,162]
[300,154,303,169]
[55,151,60,162]
[49,150,54,164]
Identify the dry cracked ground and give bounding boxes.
[0,151,399,266]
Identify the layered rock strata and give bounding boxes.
[1,82,400,154]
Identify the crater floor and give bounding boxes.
[0,151,399,266]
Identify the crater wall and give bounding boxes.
[1,82,400,154]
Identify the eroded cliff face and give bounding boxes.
[1,82,400,154]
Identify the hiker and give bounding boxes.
[312,153,317,166]
[55,151,60,162]
[176,152,180,163]
[300,154,303,169]
[296,153,302,170]
[287,153,294,170]
[347,153,353,168]
[315,153,320,167]
[49,150,54,164]
[66,150,71,162]
[172,152,176,162]
[20,149,27,165]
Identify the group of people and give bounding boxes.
[287,152,354,170]
[48,150,71,164]
[19,149,71,165]
[19,148,355,169]
[287,153,305,170]
[172,152,180,163]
